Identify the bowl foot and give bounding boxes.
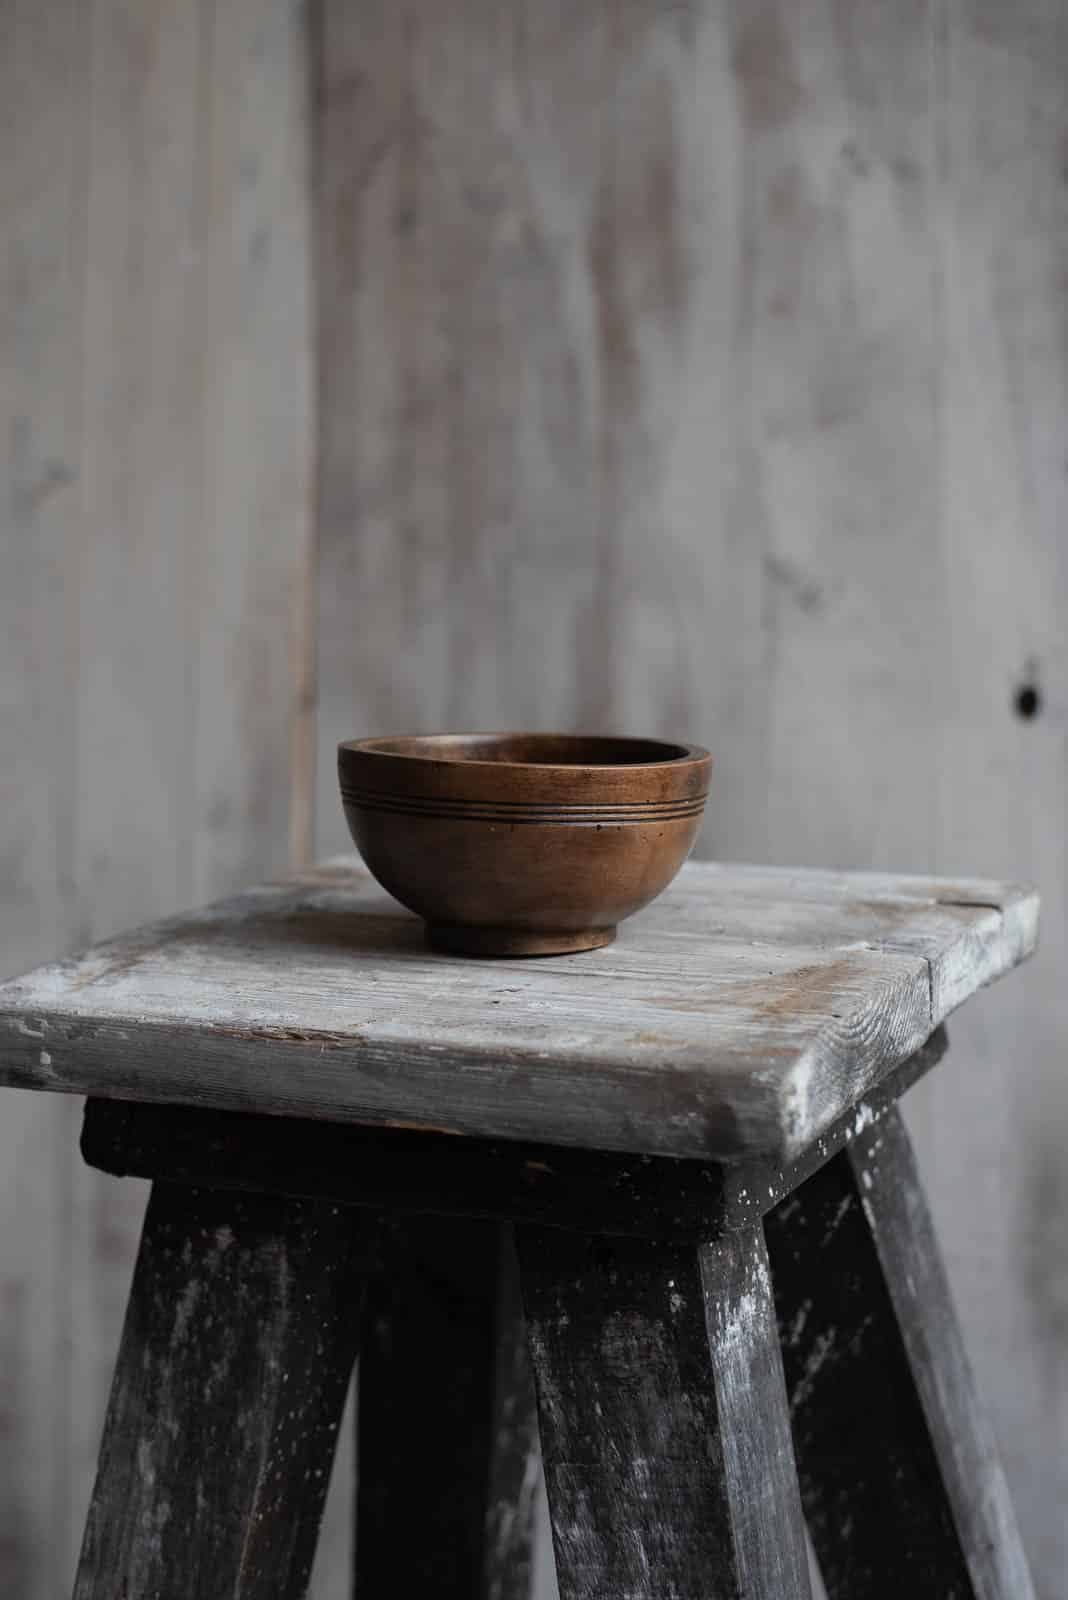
[426,924,616,958]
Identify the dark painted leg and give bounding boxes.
[765,1105,1035,1600]
[517,1223,810,1600]
[485,1228,542,1600]
[73,1182,376,1600]
[355,1217,538,1600]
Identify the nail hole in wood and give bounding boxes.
[1014,684,1041,721]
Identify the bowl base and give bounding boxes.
[426,923,616,958]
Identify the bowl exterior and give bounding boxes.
[338,736,710,953]
[341,806,704,931]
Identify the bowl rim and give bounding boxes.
[338,732,711,772]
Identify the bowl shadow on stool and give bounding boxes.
[338,733,711,957]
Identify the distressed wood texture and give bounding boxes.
[519,1223,810,1599]
[910,6,1068,1589]
[766,1107,1035,1599]
[313,0,756,861]
[312,0,1068,1578]
[0,0,315,1591]
[0,4,95,1594]
[0,859,1035,1162]
[356,1218,537,1600]
[72,1183,373,1600]
[485,1232,543,1600]
[3,0,1066,1594]
[79,1030,947,1240]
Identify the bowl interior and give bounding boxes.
[344,733,701,768]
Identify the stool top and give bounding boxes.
[0,859,1037,1162]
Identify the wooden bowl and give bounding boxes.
[338,733,711,956]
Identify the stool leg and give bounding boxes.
[517,1223,811,1600]
[355,1217,539,1599]
[73,1182,376,1600]
[765,1105,1035,1600]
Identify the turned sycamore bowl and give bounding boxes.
[338,733,711,956]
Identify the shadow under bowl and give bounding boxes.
[337,733,711,957]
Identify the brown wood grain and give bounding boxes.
[338,733,710,955]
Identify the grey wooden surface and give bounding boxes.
[0,860,1037,1161]
[2,0,1067,1594]
[72,1185,373,1600]
[767,1108,1036,1600]
[519,1222,812,1599]
[314,2,1068,1593]
[0,0,319,1593]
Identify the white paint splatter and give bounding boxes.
[852,1101,879,1137]
[785,1299,812,1346]
[789,1328,838,1412]
[781,1049,815,1146]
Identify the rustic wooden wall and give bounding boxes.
[316,2,1067,1596]
[0,0,327,1592]
[1,0,1066,1596]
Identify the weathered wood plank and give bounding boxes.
[194,0,315,900]
[519,1222,810,1599]
[486,1230,542,1600]
[313,0,754,862]
[0,861,1035,1161]
[904,5,1068,1592]
[355,1217,537,1599]
[306,0,1065,1588]
[76,0,203,938]
[72,1182,375,1600]
[1,0,317,1582]
[852,1108,1034,1598]
[0,0,313,1575]
[733,0,947,875]
[766,1107,1034,1599]
[67,1,215,1574]
[0,0,86,1588]
[78,1030,947,1239]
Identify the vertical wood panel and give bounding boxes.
[0,0,314,1591]
[0,3,88,1594]
[315,0,755,856]
[67,2,208,1575]
[731,0,945,870]
[3,0,1067,1594]
[195,0,315,901]
[906,3,1068,1590]
[316,4,1067,1595]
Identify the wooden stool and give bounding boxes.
[0,860,1039,1599]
